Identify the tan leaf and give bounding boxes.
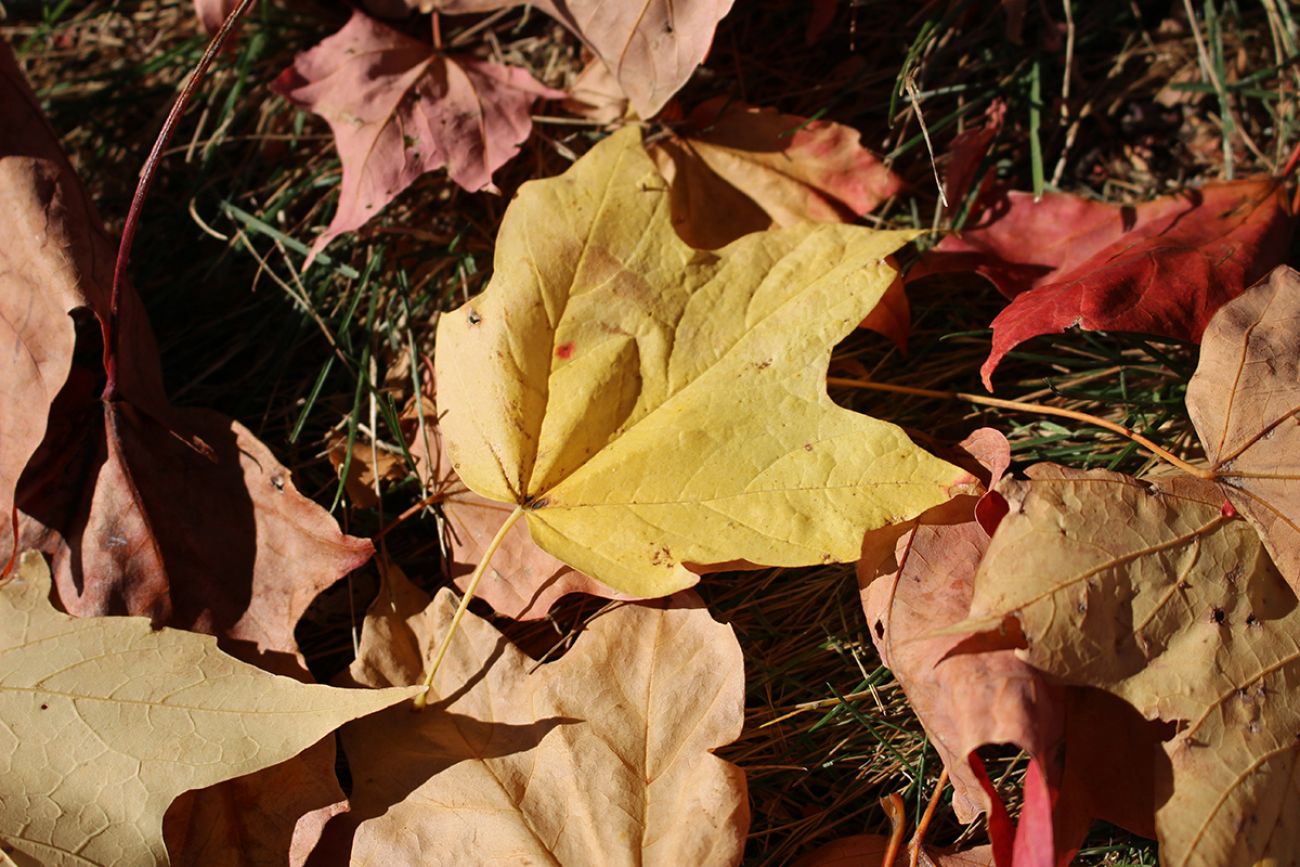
[563,56,629,123]
[424,0,737,118]
[962,465,1300,867]
[326,436,410,510]
[1187,264,1300,588]
[436,126,970,599]
[162,738,346,867]
[0,42,375,867]
[861,436,1162,861]
[0,552,417,867]
[649,98,904,250]
[338,563,748,865]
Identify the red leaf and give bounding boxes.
[914,179,1294,389]
[272,10,562,262]
[943,99,1005,207]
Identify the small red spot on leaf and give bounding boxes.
[1221,499,1238,518]
[555,342,575,360]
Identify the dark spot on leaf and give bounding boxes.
[1211,607,1227,625]
[40,704,48,710]
[528,498,549,511]
[467,309,482,326]
[1246,613,1259,627]
[803,443,813,452]
[271,475,285,492]
[873,621,885,639]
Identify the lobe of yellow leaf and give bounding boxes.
[0,552,418,867]
[436,127,968,597]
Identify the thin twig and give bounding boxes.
[103,0,257,400]
[828,377,1212,479]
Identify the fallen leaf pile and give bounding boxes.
[8,0,1300,864]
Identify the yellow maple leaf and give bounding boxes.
[435,127,969,598]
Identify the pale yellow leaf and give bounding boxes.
[340,563,748,866]
[0,552,418,867]
[435,127,969,598]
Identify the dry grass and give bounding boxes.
[6,0,1297,863]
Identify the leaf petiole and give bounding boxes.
[414,504,526,710]
[828,377,1214,480]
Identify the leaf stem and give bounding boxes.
[102,0,256,401]
[827,377,1213,479]
[414,504,526,710]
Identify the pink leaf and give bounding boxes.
[272,10,562,261]
[427,0,737,118]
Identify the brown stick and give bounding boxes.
[103,0,258,400]
[828,377,1213,479]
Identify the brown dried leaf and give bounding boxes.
[862,435,1161,863]
[961,465,1300,867]
[337,564,748,865]
[272,10,562,261]
[162,738,346,867]
[1187,265,1300,588]
[563,56,629,123]
[0,41,370,659]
